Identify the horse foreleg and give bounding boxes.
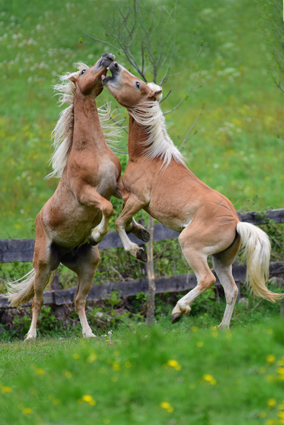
[115,194,147,262]
[115,178,150,243]
[78,185,113,244]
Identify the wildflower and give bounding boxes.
[2,386,12,393]
[111,376,118,382]
[167,360,182,370]
[267,329,273,335]
[192,326,198,332]
[81,395,96,406]
[278,412,284,420]
[22,408,33,415]
[112,362,120,371]
[160,402,174,413]
[267,398,277,408]
[266,355,276,364]
[211,331,218,338]
[36,368,45,375]
[106,340,110,342]
[203,374,217,385]
[104,420,110,424]
[197,341,204,347]
[87,353,97,363]
[64,371,72,379]
[73,353,80,360]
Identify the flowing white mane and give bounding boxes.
[128,82,185,169]
[47,63,122,179]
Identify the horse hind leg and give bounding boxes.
[61,244,100,338]
[171,234,216,323]
[212,233,241,330]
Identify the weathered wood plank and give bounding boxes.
[0,209,283,263]
[0,261,282,309]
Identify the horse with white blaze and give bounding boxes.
[102,60,282,329]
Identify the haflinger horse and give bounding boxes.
[5,53,149,340]
[103,60,282,329]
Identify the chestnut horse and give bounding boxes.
[103,61,282,329]
[5,54,148,340]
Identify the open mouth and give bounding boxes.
[102,61,119,85]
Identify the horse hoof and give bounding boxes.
[138,228,150,243]
[89,236,98,246]
[171,313,182,324]
[136,248,147,263]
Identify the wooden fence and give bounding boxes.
[0,208,284,308]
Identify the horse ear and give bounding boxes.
[147,89,162,101]
[68,74,77,83]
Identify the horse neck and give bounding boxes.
[72,92,108,154]
[127,113,149,160]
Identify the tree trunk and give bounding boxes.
[146,216,156,325]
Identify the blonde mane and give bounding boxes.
[47,63,122,179]
[128,82,185,169]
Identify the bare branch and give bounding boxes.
[179,104,204,151]
[169,45,203,78]
[163,74,200,116]
[81,30,120,51]
[160,89,172,103]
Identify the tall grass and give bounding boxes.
[0,0,284,238]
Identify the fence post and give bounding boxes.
[146,216,156,325]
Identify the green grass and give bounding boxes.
[1,0,284,238]
[1,317,284,425]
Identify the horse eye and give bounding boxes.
[81,69,87,75]
[136,81,140,89]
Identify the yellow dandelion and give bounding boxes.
[2,386,12,393]
[64,371,72,379]
[277,368,284,376]
[266,355,276,364]
[73,353,80,360]
[265,420,276,425]
[267,329,273,335]
[22,408,33,415]
[267,398,277,408]
[112,362,120,371]
[212,331,218,338]
[192,326,198,332]
[87,353,97,363]
[167,359,181,370]
[197,341,204,347]
[125,360,131,368]
[278,412,284,419]
[104,420,110,424]
[53,399,61,405]
[203,374,217,385]
[226,332,232,340]
[160,401,174,412]
[36,369,45,375]
[106,340,109,342]
[111,376,118,382]
[278,404,284,410]
[82,395,93,403]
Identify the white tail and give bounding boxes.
[5,270,55,308]
[236,222,282,303]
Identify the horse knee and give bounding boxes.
[225,286,238,304]
[198,274,216,291]
[103,201,113,218]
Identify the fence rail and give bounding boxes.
[0,208,284,309]
[0,261,283,309]
[0,208,284,263]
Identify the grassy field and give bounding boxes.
[0,0,284,239]
[1,317,284,425]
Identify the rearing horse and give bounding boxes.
[5,54,148,340]
[103,61,282,329]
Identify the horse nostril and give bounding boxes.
[114,62,118,70]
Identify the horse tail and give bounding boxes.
[4,269,36,307]
[236,222,282,302]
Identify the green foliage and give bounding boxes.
[0,318,284,424]
[1,0,284,238]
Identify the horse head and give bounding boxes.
[68,53,115,98]
[103,61,162,107]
